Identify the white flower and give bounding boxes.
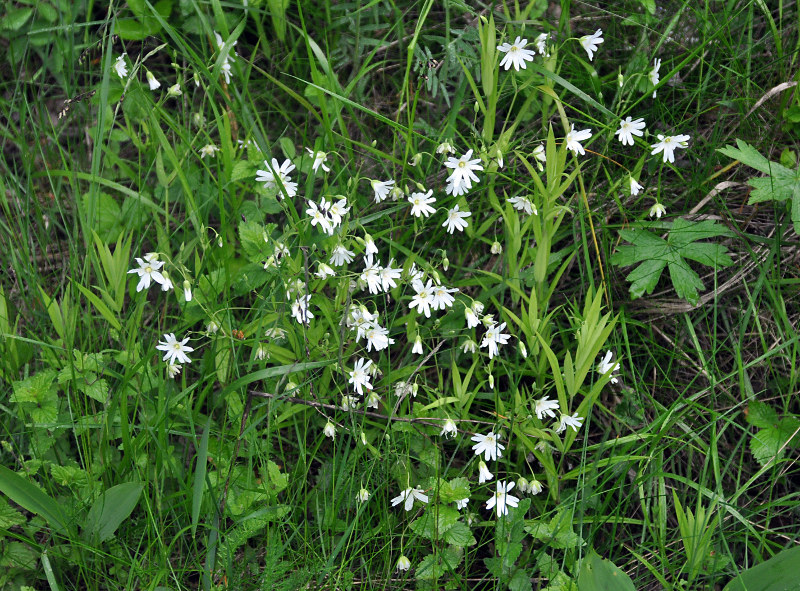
[396,556,411,572]
[442,205,471,234]
[533,144,546,166]
[359,256,382,295]
[166,363,182,379]
[379,260,402,292]
[357,488,370,502]
[649,201,667,219]
[507,195,537,216]
[256,158,298,198]
[630,177,644,196]
[517,477,530,493]
[330,244,355,266]
[315,263,335,279]
[529,478,543,495]
[556,412,584,434]
[534,32,550,56]
[651,134,690,164]
[305,147,330,173]
[341,395,359,411]
[455,498,469,510]
[565,124,592,156]
[159,271,174,292]
[412,334,423,355]
[486,481,519,516]
[436,141,455,154]
[498,36,536,71]
[391,487,429,511]
[207,321,220,334]
[464,304,481,329]
[365,323,394,352]
[324,421,336,439]
[478,460,494,483]
[327,198,350,225]
[255,343,268,361]
[408,190,436,218]
[291,295,314,325]
[649,58,662,97]
[431,284,458,311]
[579,29,604,61]
[440,418,457,438]
[156,333,194,365]
[471,431,505,461]
[167,83,182,97]
[409,279,435,318]
[199,144,220,159]
[349,358,373,395]
[264,326,286,340]
[615,116,646,146]
[444,149,483,192]
[534,396,560,420]
[462,339,478,354]
[491,240,503,255]
[128,256,166,292]
[481,322,510,359]
[371,179,395,203]
[113,54,128,78]
[364,234,379,256]
[597,350,620,383]
[520,341,528,358]
[145,70,160,89]
[366,391,381,409]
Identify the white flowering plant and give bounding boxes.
[4,2,783,591]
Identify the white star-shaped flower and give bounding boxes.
[565,124,592,156]
[498,36,536,71]
[442,205,471,233]
[471,431,505,461]
[391,487,429,511]
[156,333,194,365]
[486,481,519,516]
[651,134,690,164]
[579,29,604,61]
[408,190,436,218]
[615,116,646,146]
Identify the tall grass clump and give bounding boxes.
[1,1,800,590]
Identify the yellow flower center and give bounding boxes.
[458,161,466,168]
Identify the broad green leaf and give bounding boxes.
[509,568,533,591]
[1,7,33,31]
[723,545,800,591]
[84,482,143,542]
[718,139,800,232]
[750,427,786,467]
[11,370,58,423]
[576,550,636,591]
[0,465,71,535]
[746,400,780,429]
[415,547,462,581]
[443,521,476,547]
[409,505,460,541]
[611,220,734,304]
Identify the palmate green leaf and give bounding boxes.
[611,219,734,305]
[718,139,800,232]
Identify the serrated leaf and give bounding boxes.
[409,505,460,541]
[750,428,786,467]
[82,378,109,403]
[0,497,26,528]
[719,139,800,233]
[239,220,272,263]
[611,220,733,304]
[747,401,780,429]
[231,160,255,183]
[443,521,476,547]
[415,548,462,581]
[11,370,57,404]
[509,568,533,591]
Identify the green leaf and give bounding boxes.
[239,220,272,263]
[191,417,211,537]
[0,496,26,528]
[443,521,476,547]
[509,568,533,591]
[0,465,71,535]
[576,550,636,591]
[1,7,33,31]
[723,545,800,591]
[746,400,780,429]
[719,139,800,233]
[415,547,462,581]
[525,510,585,549]
[750,428,786,467]
[83,482,143,542]
[409,505,460,541]
[611,219,733,304]
[11,370,58,424]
